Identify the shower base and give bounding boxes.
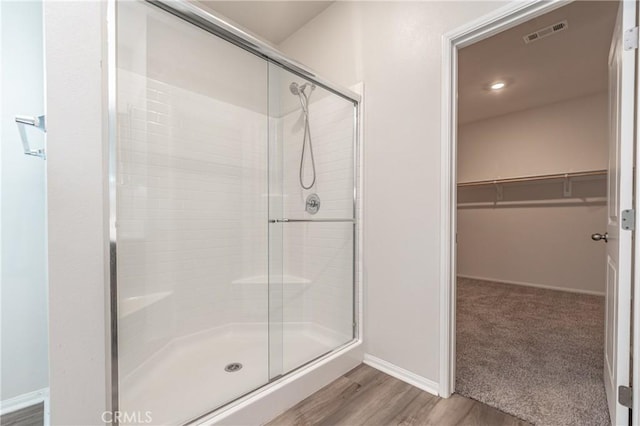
[120,322,349,425]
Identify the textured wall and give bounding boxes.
[45,1,108,423]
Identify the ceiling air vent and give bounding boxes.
[523,20,568,44]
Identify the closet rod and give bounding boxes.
[457,169,607,188]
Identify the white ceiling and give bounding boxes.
[458,1,618,124]
[196,1,334,45]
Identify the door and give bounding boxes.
[604,1,637,424]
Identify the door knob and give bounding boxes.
[591,232,608,243]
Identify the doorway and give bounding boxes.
[440,0,636,424]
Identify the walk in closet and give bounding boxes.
[454,2,617,424]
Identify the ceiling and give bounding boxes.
[458,1,618,124]
[196,1,334,45]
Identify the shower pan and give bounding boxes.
[110,1,359,425]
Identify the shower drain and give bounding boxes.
[224,362,243,372]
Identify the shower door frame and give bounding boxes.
[106,0,362,423]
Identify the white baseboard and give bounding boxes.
[456,274,605,296]
[363,354,439,396]
[0,388,49,416]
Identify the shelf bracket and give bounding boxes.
[494,182,503,201]
[563,174,572,197]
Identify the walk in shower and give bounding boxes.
[111,1,359,424]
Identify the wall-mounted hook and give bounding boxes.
[15,115,46,159]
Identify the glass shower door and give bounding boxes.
[114,2,358,423]
[116,2,270,424]
[268,64,356,375]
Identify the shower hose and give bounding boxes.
[296,87,316,190]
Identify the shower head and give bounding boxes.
[290,82,316,96]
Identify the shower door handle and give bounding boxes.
[15,115,46,159]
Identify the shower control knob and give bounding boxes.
[306,194,321,215]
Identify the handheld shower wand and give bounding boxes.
[290,82,316,190]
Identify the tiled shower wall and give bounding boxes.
[117,71,269,377]
[281,92,356,338]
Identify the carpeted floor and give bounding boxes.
[456,278,609,426]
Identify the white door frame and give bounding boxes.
[634,4,640,424]
[438,0,574,398]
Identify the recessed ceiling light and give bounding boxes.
[490,81,506,90]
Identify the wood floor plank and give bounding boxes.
[317,374,419,426]
[392,391,441,425]
[266,365,528,426]
[268,377,362,426]
[420,394,476,425]
[0,402,44,426]
[355,383,423,426]
[343,363,388,387]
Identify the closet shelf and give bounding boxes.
[457,169,607,188]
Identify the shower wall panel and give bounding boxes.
[117,71,269,377]
[270,64,356,372]
[282,93,355,219]
[281,93,354,335]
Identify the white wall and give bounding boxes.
[458,92,608,182]
[0,0,49,402]
[279,1,506,385]
[457,92,608,294]
[45,1,109,424]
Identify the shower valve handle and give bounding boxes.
[305,194,321,215]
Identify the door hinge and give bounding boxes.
[619,385,632,408]
[622,209,635,231]
[624,26,639,50]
